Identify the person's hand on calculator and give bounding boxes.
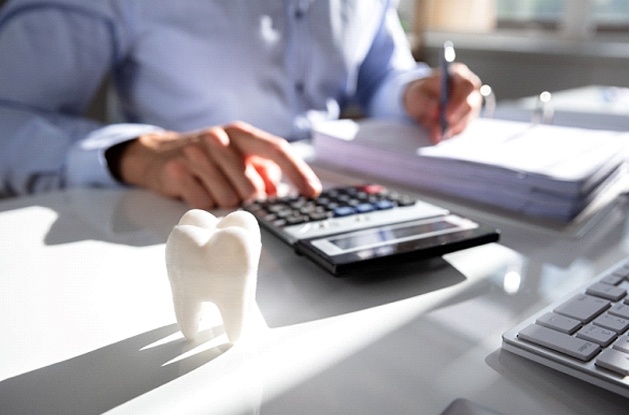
[108,122,322,209]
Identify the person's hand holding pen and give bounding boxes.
[403,45,483,144]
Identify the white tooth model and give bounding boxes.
[165,209,262,343]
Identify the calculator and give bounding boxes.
[243,184,500,276]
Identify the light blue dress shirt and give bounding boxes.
[0,0,430,196]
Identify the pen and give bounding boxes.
[440,41,456,138]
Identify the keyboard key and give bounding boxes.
[536,312,581,334]
[613,265,629,279]
[608,303,629,320]
[595,349,629,376]
[601,273,624,285]
[614,335,629,354]
[586,282,627,302]
[554,294,610,323]
[576,324,617,347]
[593,313,629,333]
[518,324,600,361]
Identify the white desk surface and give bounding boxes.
[1,166,629,414]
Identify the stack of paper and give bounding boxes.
[311,118,628,222]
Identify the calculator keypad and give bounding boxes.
[244,184,416,228]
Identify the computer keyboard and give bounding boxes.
[502,258,629,398]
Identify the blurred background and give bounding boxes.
[398,0,629,100]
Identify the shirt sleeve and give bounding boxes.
[65,123,165,188]
[356,0,431,121]
[0,2,157,195]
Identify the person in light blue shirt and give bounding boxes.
[0,0,482,208]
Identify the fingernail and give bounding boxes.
[308,177,322,195]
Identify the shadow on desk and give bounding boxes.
[257,225,474,327]
[0,324,230,414]
[46,188,190,246]
[0,188,189,247]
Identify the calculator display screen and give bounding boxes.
[328,220,458,251]
[297,214,499,275]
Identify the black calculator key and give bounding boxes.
[285,215,309,225]
[308,211,333,221]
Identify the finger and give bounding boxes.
[419,94,444,143]
[249,156,282,196]
[224,122,322,197]
[403,77,445,143]
[428,124,443,143]
[197,128,267,203]
[243,162,268,201]
[404,74,439,120]
[447,87,476,125]
[444,82,482,139]
[182,139,242,207]
[450,88,483,122]
[443,90,483,138]
[162,158,216,209]
[445,64,482,120]
[421,97,443,143]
